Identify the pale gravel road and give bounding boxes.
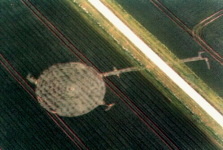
[88,0,223,128]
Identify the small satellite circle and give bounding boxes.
[35,62,106,117]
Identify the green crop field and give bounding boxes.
[0,67,78,150]
[0,0,221,149]
[115,0,223,98]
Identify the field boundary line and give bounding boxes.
[150,0,223,65]
[19,0,181,149]
[0,54,89,150]
[150,0,191,34]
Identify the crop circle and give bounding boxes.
[35,62,106,117]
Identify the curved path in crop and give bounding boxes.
[192,9,223,60]
[150,0,223,65]
[88,0,223,128]
[192,9,223,36]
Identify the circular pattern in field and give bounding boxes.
[35,62,106,117]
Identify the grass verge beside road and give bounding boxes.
[73,0,223,147]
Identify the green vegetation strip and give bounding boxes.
[74,0,223,147]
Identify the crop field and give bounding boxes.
[0,0,221,149]
[115,0,223,98]
[0,66,78,150]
